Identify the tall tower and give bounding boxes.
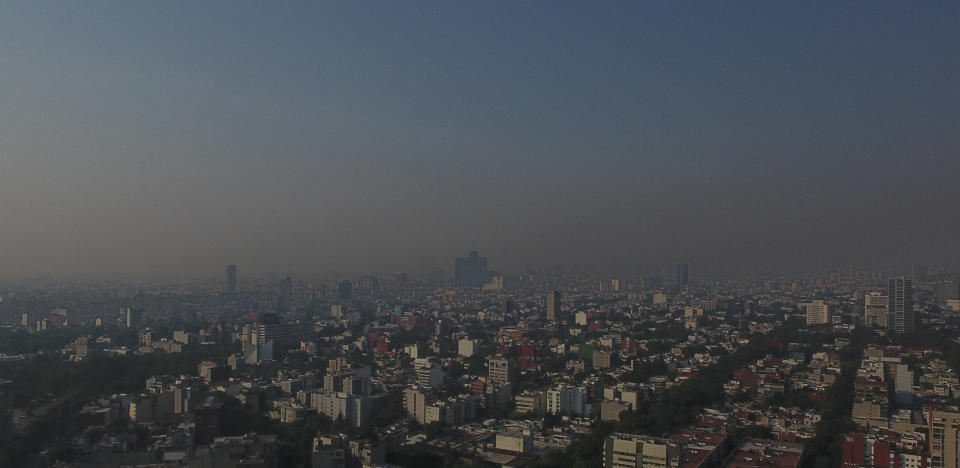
[676,263,689,287]
[226,265,238,293]
[887,277,914,334]
[546,291,561,322]
[454,250,489,287]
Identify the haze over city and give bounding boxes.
[1,1,958,279]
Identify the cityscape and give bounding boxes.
[2,260,960,468]
[1,2,959,468]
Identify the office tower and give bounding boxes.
[546,385,587,416]
[125,307,142,329]
[488,357,511,385]
[454,250,489,287]
[603,433,682,468]
[226,264,238,293]
[937,280,960,307]
[864,293,889,327]
[930,407,960,468]
[676,262,689,287]
[257,322,313,348]
[338,280,352,300]
[546,291,561,322]
[894,364,912,405]
[887,277,914,334]
[803,300,831,325]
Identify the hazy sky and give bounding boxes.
[1,1,958,280]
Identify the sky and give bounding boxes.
[0,1,958,280]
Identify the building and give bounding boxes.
[888,277,914,334]
[864,293,889,328]
[546,385,587,416]
[226,264,237,293]
[546,291,561,322]
[414,359,444,388]
[75,336,89,360]
[458,338,479,357]
[604,433,682,468]
[515,391,546,414]
[124,307,142,328]
[199,361,230,384]
[937,280,960,307]
[803,300,831,325]
[894,364,913,405]
[496,432,533,454]
[488,357,512,385]
[256,322,313,348]
[338,280,352,300]
[930,407,960,468]
[676,263,689,288]
[594,350,612,369]
[454,250,489,287]
[726,438,803,468]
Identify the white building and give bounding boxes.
[458,339,479,357]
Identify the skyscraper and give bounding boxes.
[124,307,142,329]
[454,250,489,287]
[338,280,352,300]
[226,264,237,293]
[676,263,689,287]
[802,300,831,325]
[887,277,914,334]
[930,407,960,468]
[936,280,960,307]
[864,292,889,328]
[546,291,561,322]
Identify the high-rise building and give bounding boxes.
[124,307,142,329]
[454,250,489,287]
[226,264,238,293]
[414,359,444,388]
[930,407,960,468]
[864,293,889,327]
[488,357,512,385]
[546,291,561,322]
[888,277,914,334]
[603,433,682,468]
[937,280,960,307]
[803,300,831,325]
[676,263,689,288]
[338,280,352,300]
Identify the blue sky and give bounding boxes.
[1,2,958,279]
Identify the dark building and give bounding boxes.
[887,277,914,334]
[124,307,142,329]
[454,250,489,287]
[675,263,689,287]
[338,280,352,300]
[546,291,561,321]
[501,298,515,316]
[194,398,224,444]
[226,264,238,293]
